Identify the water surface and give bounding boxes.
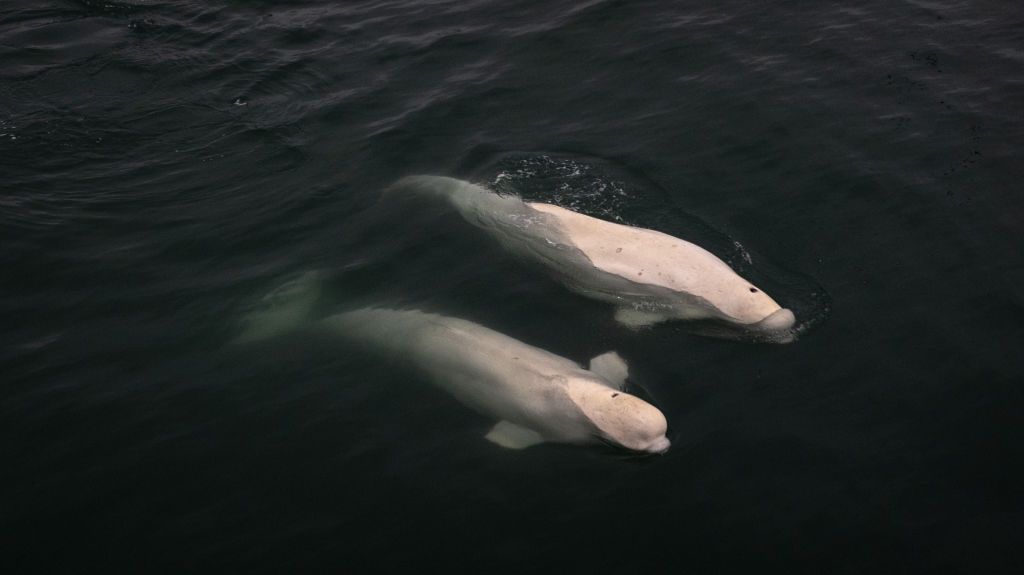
[2,1,1023,572]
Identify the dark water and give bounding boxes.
[3,1,1023,572]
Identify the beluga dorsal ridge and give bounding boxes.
[388,175,797,342]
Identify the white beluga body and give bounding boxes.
[389,175,796,341]
[324,308,670,453]
[236,272,670,454]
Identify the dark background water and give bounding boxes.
[3,1,1023,572]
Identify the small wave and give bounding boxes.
[70,0,143,18]
[484,154,631,222]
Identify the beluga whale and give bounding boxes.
[235,271,670,454]
[387,175,797,342]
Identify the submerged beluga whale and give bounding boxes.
[389,175,797,342]
[236,272,670,454]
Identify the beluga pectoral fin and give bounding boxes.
[614,307,664,329]
[588,351,629,390]
[485,421,546,449]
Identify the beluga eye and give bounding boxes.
[749,287,758,293]
[611,393,620,398]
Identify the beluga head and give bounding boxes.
[674,278,797,343]
[722,281,796,331]
[566,378,670,454]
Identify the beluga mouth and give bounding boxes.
[755,308,796,332]
[737,307,797,343]
[646,436,671,454]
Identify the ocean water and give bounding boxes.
[2,1,1023,572]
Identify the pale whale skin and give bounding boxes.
[390,175,796,341]
[236,273,670,454]
[324,308,670,453]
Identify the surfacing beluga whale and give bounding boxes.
[388,175,797,342]
[236,271,670,454]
